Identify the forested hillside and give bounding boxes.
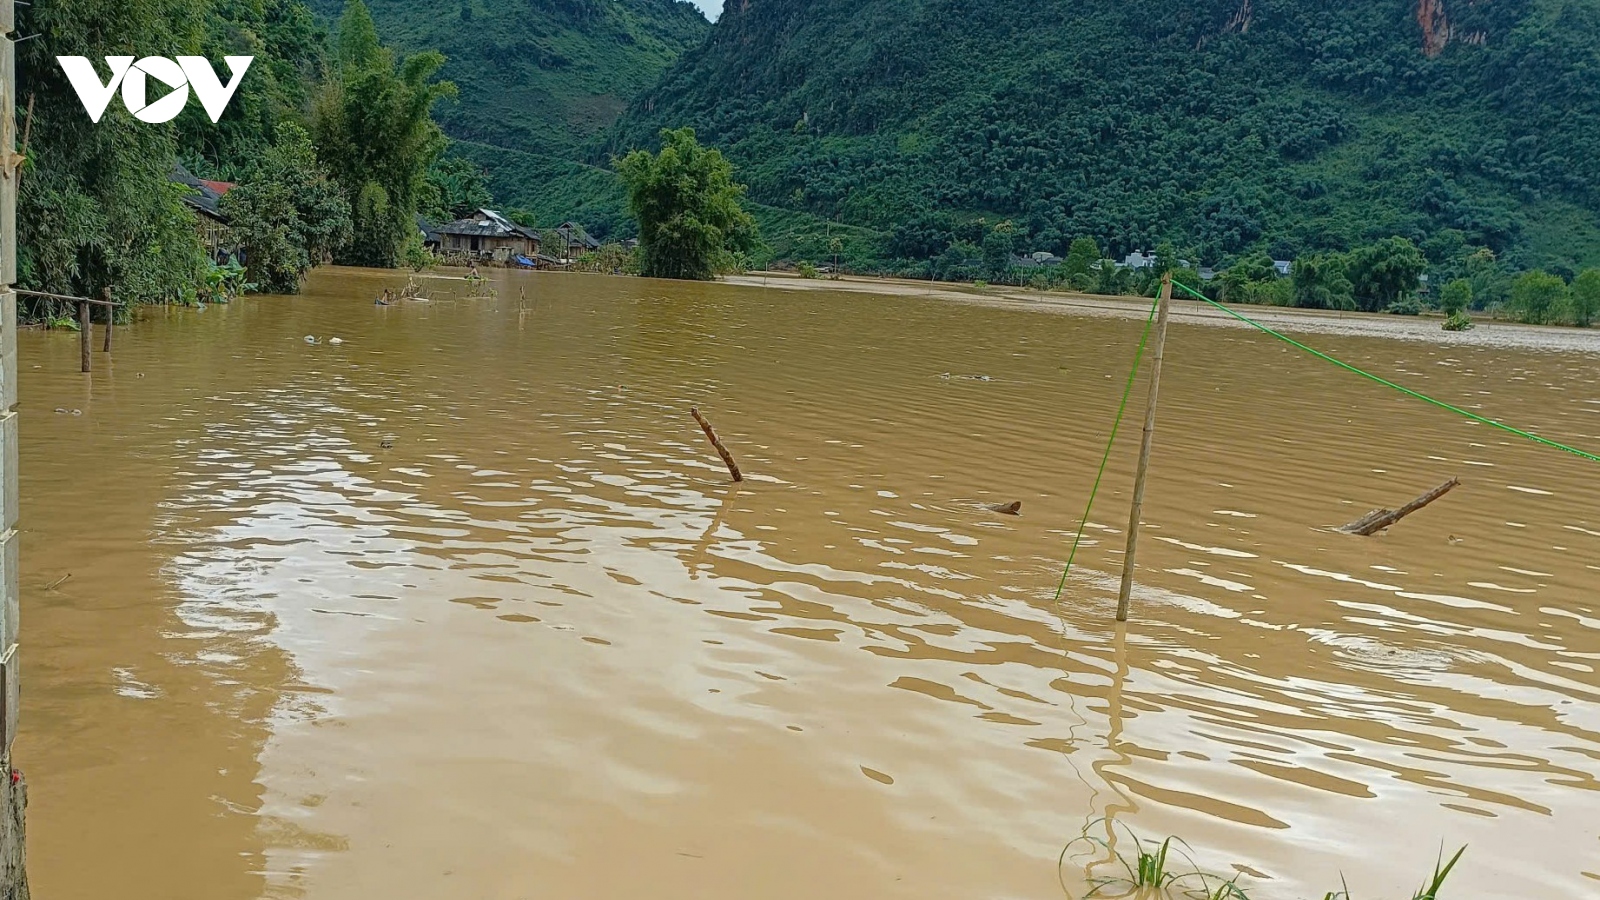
[613,0,1600,273]
[309,0,710,156]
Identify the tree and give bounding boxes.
[1252,278,1294,306]
[617,128,757,280]
[982,221,1017,281]
[337,0,383,70]
[934,240,982,281]
[1346,237,1426,312]
[1291,252,1354,310]
[314,0,456,267]
[1162,265,1203,297]
[1439,279,1472,316]
[1509,271,1568,325]
[1570,269,1600,328]
[222,123,353,294]
[1463,248,1509,310]
[1441,278,1474,330]
[1152,240,1181,276]
[422,155,492,222]
[17,0,213,314]
[1063,237,1100,278]
[1218,253,1276,303]
[175,0,332,175]
[1091,259,1130,296]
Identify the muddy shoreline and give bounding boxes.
[726,271,1600,354]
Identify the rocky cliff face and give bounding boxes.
[1418,0,1492,57]
[1418,0,1451,55]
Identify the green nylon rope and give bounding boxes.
[1167,279,1600,464]
[1052,295,1160,604]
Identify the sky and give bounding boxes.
[689,0,722,19]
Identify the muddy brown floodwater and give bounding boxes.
[15,267,1600,899]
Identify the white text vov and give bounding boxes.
[56,56,253,124]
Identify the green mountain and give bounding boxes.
[611,0,1600,273]
[311,0,710,156]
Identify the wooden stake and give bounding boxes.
[101,289,113,353]
[78,301,91,373]
[1339,477,1460,535]
[1116,273,1173,622]
[691,407,743,482]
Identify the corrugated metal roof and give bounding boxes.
[171,163,228,222]
[434,208,540,240]
[557,221,601,249]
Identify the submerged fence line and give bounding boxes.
[1054,277,1599,612]
[1168,278,1600,465]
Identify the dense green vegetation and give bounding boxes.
[420,157,493,222]
[313,0,455,267]
[17,0,470,308]
[308,0,709,157]
[20,0,1600,323]
[450,140,636,236]
[618,128,756,279]
[222,123,352,292]
[17,0,295,312]
[177,0,333,178]
[614,0,1600,280]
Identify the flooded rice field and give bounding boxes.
[16,267,1600,899]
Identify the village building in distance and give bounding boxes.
[171,164,237,261]
[419,212,627,269]
[425,209,544,265]
[553,222,601,263]
[170,164,627,274]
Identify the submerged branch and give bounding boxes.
[1339,477,1460,536]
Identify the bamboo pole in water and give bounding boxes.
[78,301,90,373]
[1116,273,1172,622]
[691,407,743,483]
[101,289,113,353]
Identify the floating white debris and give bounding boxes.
[1467,581,1537,594]
[1155,536,1258,558]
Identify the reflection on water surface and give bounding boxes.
[16,267,1600,899]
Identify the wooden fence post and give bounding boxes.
[78,300,90,373]
[1115,273,1173,622]
[101,289,112,353]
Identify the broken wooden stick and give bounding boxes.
[691,407,743,482]
[1339,477,1460,535]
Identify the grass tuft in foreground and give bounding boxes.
[1059,819,1466,900]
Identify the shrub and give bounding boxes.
[1439,278,1472,316]
[1385,296,1425,316]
